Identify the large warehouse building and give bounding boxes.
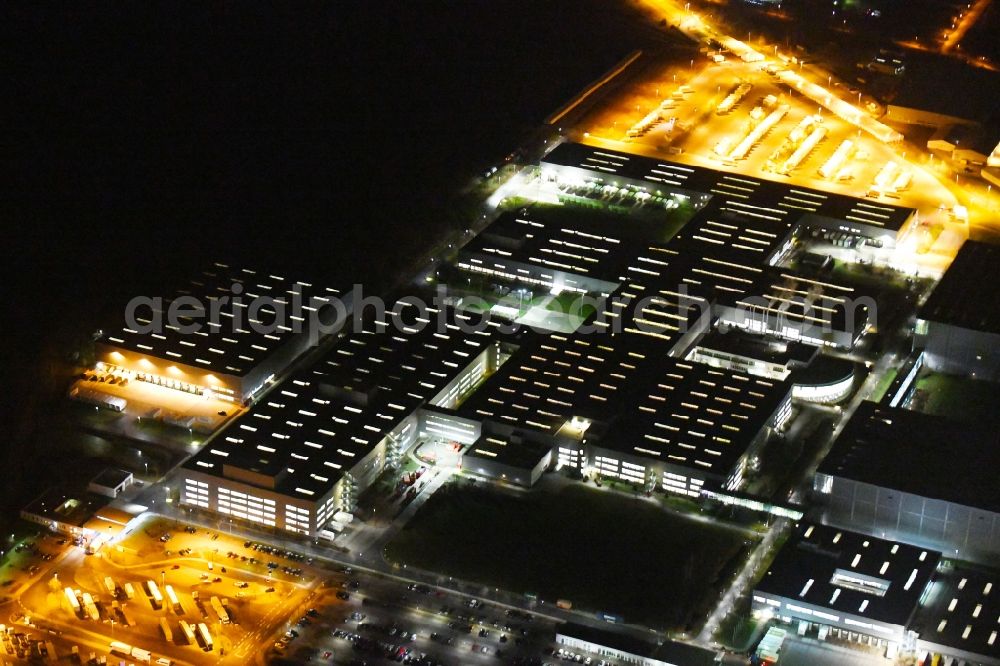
[541,142,916,250]
[814,401,1000,564]
[97,262,349,404]
[915,240,1000,381]
[754,522,1000,665]
[754,522,939,653]
[179,303,500,535]
[173,143,909,536]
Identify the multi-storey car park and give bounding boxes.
[95,262,348,404]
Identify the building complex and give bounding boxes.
[754,522,1000,665]
[814,401,1000,564]
[96,262,348,404]
[167,142,920,537]
[915,239,1000,382]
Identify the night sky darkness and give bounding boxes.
[3,1,994,519]
[0,1,655,514]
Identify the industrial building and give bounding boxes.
[915,240,1000,381]
[908,562,1000,665]
[87,469,135,499]
[814,402,1000,564]
[687,328,817,381]
[555,623,717,666]
[541,142,915,248]
[591,359,792,495]
[754,523,1000,665]
[173,143,910,535]
[179,303,500,535]
[753,523,939,654]
[455,207,635,300]
[713,268,876,349]
[462,433,553,488]
[96,262,348,404]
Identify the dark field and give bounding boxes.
[385,480,751,630]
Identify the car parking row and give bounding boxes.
[244,539,313,563]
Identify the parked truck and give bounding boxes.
[165,585,183,615]
[146,580,163,610]
[159,618,173,643]
[178,620,196,646]
[210,596,230,624]
[64,587,81,616]
[81,592,100,621]
[130,646,151,664]
[196,623,213,652]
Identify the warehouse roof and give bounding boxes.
[909,562,1000,662]
[460,208,643,286]
[723,268,875,342]
[464,435,551,471]
[756,523,940,627]
[543,142,914,232]
[101,262,343,377]
[817,402,1000,513]
[459,332,653,434]
[693,329,817,369]
[597,359,791,476]
[557,623,717,666]
[183,303,496,499]
[919,240,1000,335]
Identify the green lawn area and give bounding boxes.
[870,367,898,403]
[385,481,751,630]
[532,292,598,320]
[660,201,696,242]
[910,372,1000,425]
[716,601,760,651]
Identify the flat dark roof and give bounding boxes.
[694,328,817,367]
[465,205,678,280]
[464,435,551,471]
[818,402,1000,513]
[101,262,342,378]
[558,622,716,666]
[183,304,496,500]
[543,142,914,233]
[787,354,856,387]
[756,522,940,627]
[919,240,1000,335]
[90,468,133,489]
[909,562,1000,661]
[597,358,791,477]
[720,268,876,338]
[22,488,108,528]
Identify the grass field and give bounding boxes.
[870,367,898,403]
[910,372,1000,425]
[385,480,751,630]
